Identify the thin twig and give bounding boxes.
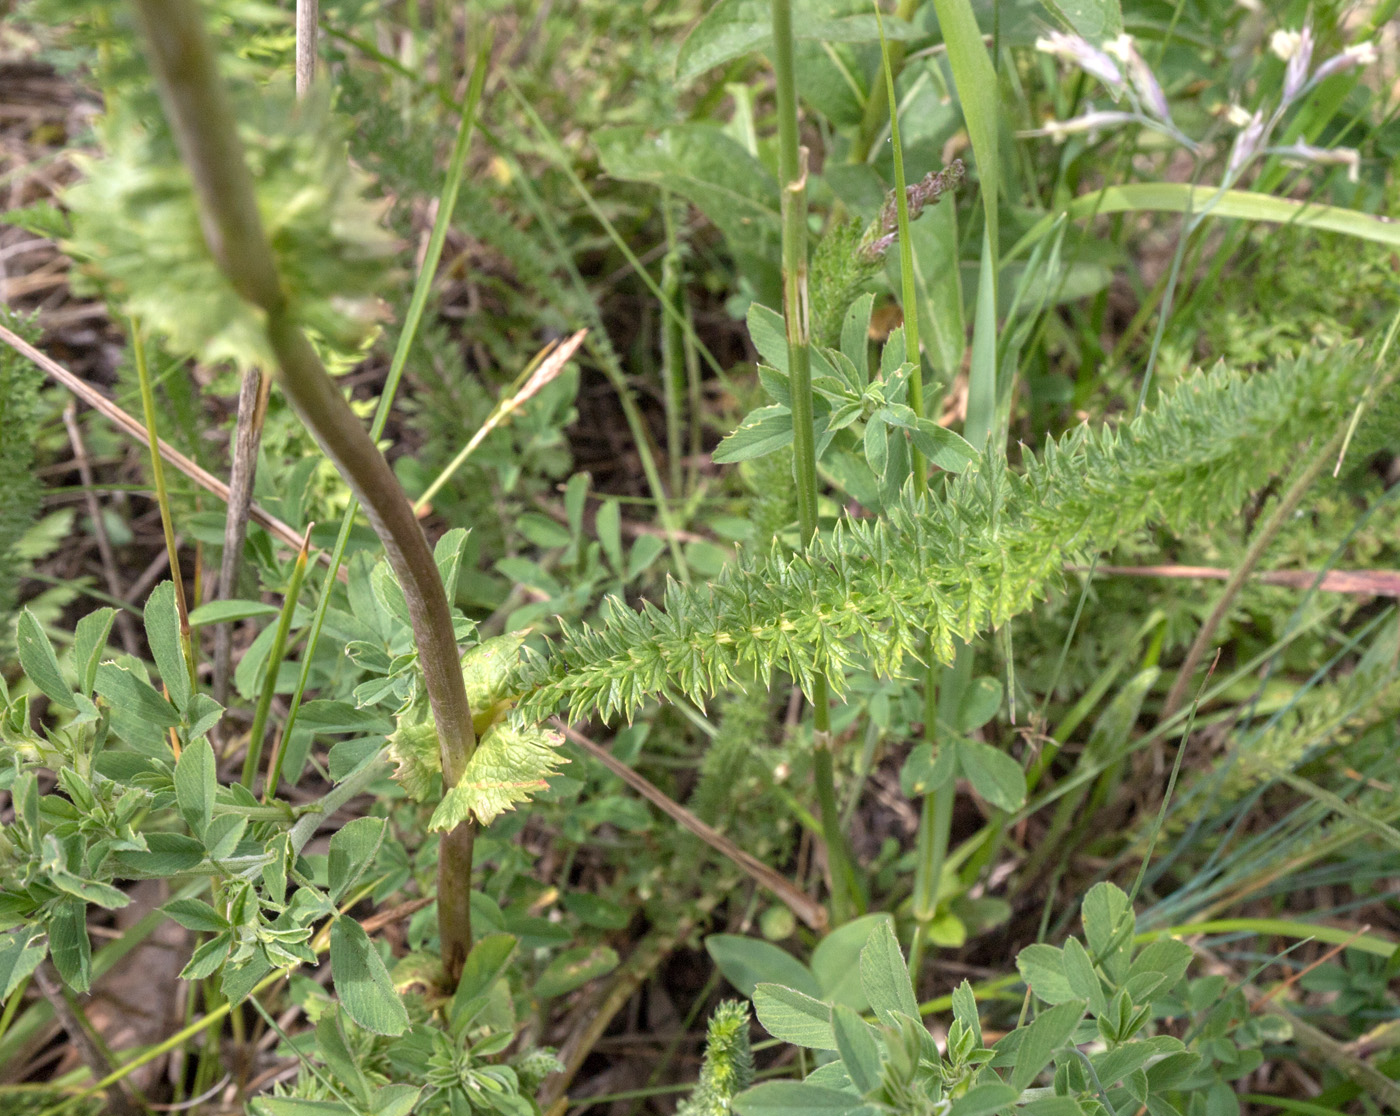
[0,323,313,560]
[295,0,318,96]
[32,961,143,1116]
[556,721,828,931]
[1076,564,1400,597]
[61,401,141,655]
[214,368,267,706]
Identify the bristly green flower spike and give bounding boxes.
[511,343,1371,726]
[678,1001,755,1116]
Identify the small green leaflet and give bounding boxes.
[428,723,567,829]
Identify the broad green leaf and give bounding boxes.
[748,303,791,372]
[434,527,469,601]
[1081,881,1134,978]
[461,632,527,713]
[707,934,819,999]
[535,944,619,1000]
[1017,943,1074,1004]
[1062,936,1107,1017]
[1007,999,1087,1091]
[329,917,409,1035]
[810,913,892,1012]
[295,700,392,735]
[832,1003,882,1095]
[222,953,273,1006]
[752,982,838,1050]
[899,741,956,798]
[180,932,232,981]
[72,608,116,699]
[858,920,918,1026]
[174,738,216,840]
[451,932,517,1029]
[1094,1037,1183,1088]
[0,928,45,999]
[676,0,920,86]
[909,419,979,473]
[17,609,73,709]
[163,898,227,933]
[955,739,1026,811]
[385,719,439,802]
[111,833,206,877]
[427,724,567,829]
[187,599,281,626]
[48,898,91,993]
[596,125,779,289]
[713,404,794,464]
[1040,0,1122,44]
[1127,938,1192,993]
[327,817,385,904]
[94,660,180,731]
[144,581,190,713]
[627,534,666,581]
[951,979,982,1047]
[597,498,624,575]
[840,294,874,385]
[370,559,412,626]
[949,1083,1021,1116]
[733,1080,867,1116]
[956,675,1003,732]
[372,1086,422,1116]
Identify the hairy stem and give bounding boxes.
[130,0,477,981]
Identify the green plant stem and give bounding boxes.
[771,0,856,926]
[245,524,313,790]
[129,0,477,982]
[132,322,196,698]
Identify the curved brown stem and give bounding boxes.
[130,0,477,980]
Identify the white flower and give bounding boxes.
[1224,104,1255,127]
[1270,29,1303,61]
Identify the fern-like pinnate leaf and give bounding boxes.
[677,1001,755,1116]
[512,347,1371,724]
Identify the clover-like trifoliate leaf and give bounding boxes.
[427,723,566,830]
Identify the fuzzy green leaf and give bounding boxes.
[144,581,189,713]
[329,917,409,1036]
[752,983,838,1050]
[427,723,566,829]
[385,719,439,802]
[16,610,72,709]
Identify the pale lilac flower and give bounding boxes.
[1311,40,1379,83]
[1226,109,1266,180]
[1272,141,1361,182]
[1105,33,1171,121]
[1279,25,1315,103]
[1032,110,1139,142]
[1035,31,1124,89]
